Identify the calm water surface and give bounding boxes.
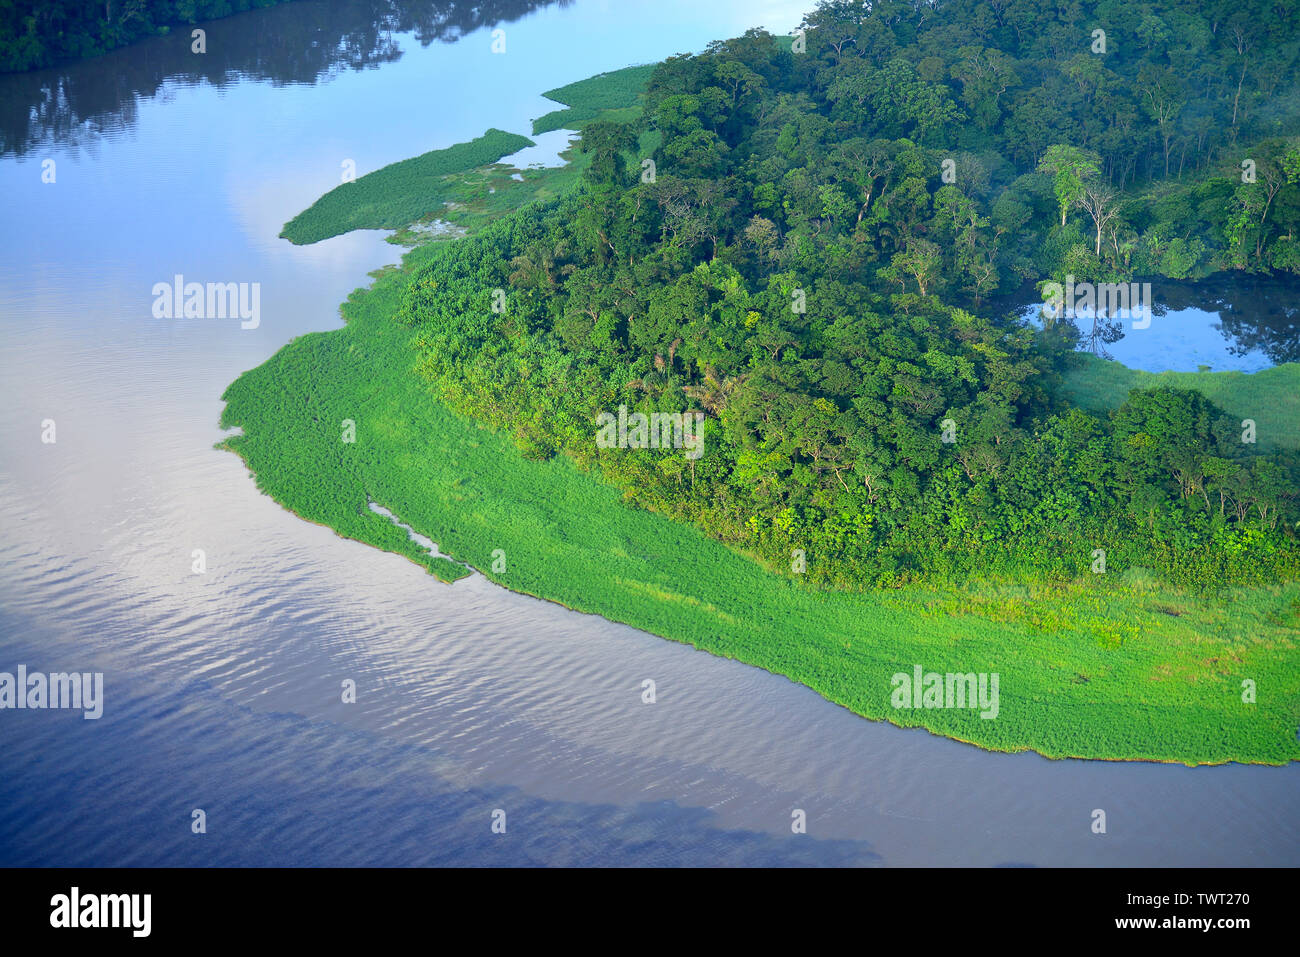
[1,0,1296,866]
[1011,272,1300,372]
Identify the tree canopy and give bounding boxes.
[395,0,1300,587]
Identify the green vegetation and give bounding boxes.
[220,237,1300,765]
[1064,354,1300,453]
[386,156,584,247]
[220,0,1300,764]
[532,64,659,134]
[282,64,661,247]
[280,130,534,245]
[403,6,1300,592]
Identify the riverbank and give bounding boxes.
[218,62,1300,767]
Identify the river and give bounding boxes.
[1,0,1296,866]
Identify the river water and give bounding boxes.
[1,0,1296,866]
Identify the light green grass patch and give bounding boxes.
[531,63,657,134]
[280,129,535,245]
[1064,352,1300,451]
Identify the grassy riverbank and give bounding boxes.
[282,64,658,247]
[531,64,657,134]
[220,59,1300,766]
[281,129,535,245]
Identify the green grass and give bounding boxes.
[281,64,655,249]
[531,63,658,134]
[1063,352,1300,451]
[219,236,1300,766]
[380,67,658,245]
[280,129,535,245]
[387,149,590,246]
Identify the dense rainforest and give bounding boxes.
[397,0,1300,590]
